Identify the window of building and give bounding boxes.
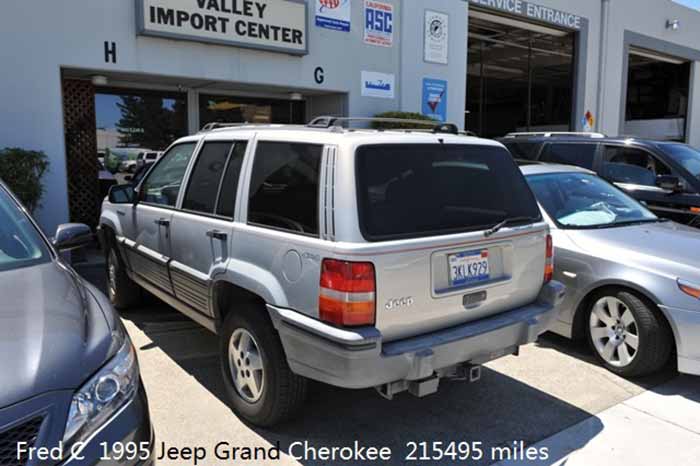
[466,13,575,138]
[199,94,305,129]
[248,142,322,236]
[602,146,671,186]
[540,143,598,169]
[182,142,233,214]
[141,143,197,207]
[216,142,248,218]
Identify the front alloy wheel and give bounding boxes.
[589,297,639,367]
[586,290,672,377]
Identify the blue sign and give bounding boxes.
[315,0,351,32]
[422,78,448,122]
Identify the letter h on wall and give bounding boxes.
[104,41,117,64]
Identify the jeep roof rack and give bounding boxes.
[504,131,606,139]
[307,116,461,135]
[199,122,280,132]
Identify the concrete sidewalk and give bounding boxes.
[499,376,700,466]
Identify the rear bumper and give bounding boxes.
[269,281,565,389]
[659,304,700,376]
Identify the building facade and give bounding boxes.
[1,0,699,231]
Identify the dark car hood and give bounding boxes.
[566,220,700,283]
[0,261,115,408]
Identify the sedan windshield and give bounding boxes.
[0,186,51,271]
[660,143,700,179]
[527,173,658,229]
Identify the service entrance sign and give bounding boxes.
[137,0,308,55]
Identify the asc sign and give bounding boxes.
[137,0,308,55]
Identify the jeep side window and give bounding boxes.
[540,143,597,169]
[216,142,248,218]
[248,142,322,236]
[140,143,197,207]
[182,141,232,214]
[602,146,671,186]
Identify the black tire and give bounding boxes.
[586,289,672,377]
[219,306,307,427]
[106,243,142,309]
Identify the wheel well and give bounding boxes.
[571,285,675,351]
[213,281,268,331]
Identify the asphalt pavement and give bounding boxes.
[76,262,686,466]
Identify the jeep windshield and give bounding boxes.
[355,144,541,241]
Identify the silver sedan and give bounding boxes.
[521,164,700,377]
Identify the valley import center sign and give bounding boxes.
[137,0,308,55]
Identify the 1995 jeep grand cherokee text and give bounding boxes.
[99,117,565,426]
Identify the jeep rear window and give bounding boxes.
[355,144,541,241]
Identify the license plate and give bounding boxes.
[448,249,490,287]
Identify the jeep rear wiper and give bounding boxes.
[484,216,536,237]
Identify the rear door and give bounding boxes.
[353,143,548,341]
[168,140,248,316]
[539,142,599,169]
[126,142,197,293]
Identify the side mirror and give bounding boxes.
[53,223,93,251]
[656,175,682,192]
[108,184,135,204]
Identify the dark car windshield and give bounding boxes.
[527,172,658,229]
[659,143,700,179]
[355,144,541,240]
[0,187,51,271]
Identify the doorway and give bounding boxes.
[624,48,690,141]
[466,12,576,138]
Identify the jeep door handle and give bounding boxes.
[154,218,170,227]
[206,229,227,240]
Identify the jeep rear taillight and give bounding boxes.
[544,234,554,283]
[319,259,376,326]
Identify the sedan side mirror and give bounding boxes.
[53,223,93,251]
[656,175,682,192]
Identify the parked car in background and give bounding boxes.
[521,164,700,377]
[500,133,700,228]
[99,118,564,427]
[136,151,161,171]
[119,158,138,173]
[0,182,154,465]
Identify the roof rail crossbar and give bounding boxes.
[307,116,460,135]
[504,131,606,139]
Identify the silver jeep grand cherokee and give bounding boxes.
[99,117,564,426]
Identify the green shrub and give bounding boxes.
[371,111,436,129]
[0,147,50,212]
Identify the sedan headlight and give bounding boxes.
[63,333,139,445]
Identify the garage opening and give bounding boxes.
[466,10,576,138]
[624,48,690,141]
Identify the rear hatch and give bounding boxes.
[354,142,548,341]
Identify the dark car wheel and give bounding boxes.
[587,290,672,377]
[106,245,142,309]
[219,306,307,427]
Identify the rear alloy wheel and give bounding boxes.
[587,290,672,377]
